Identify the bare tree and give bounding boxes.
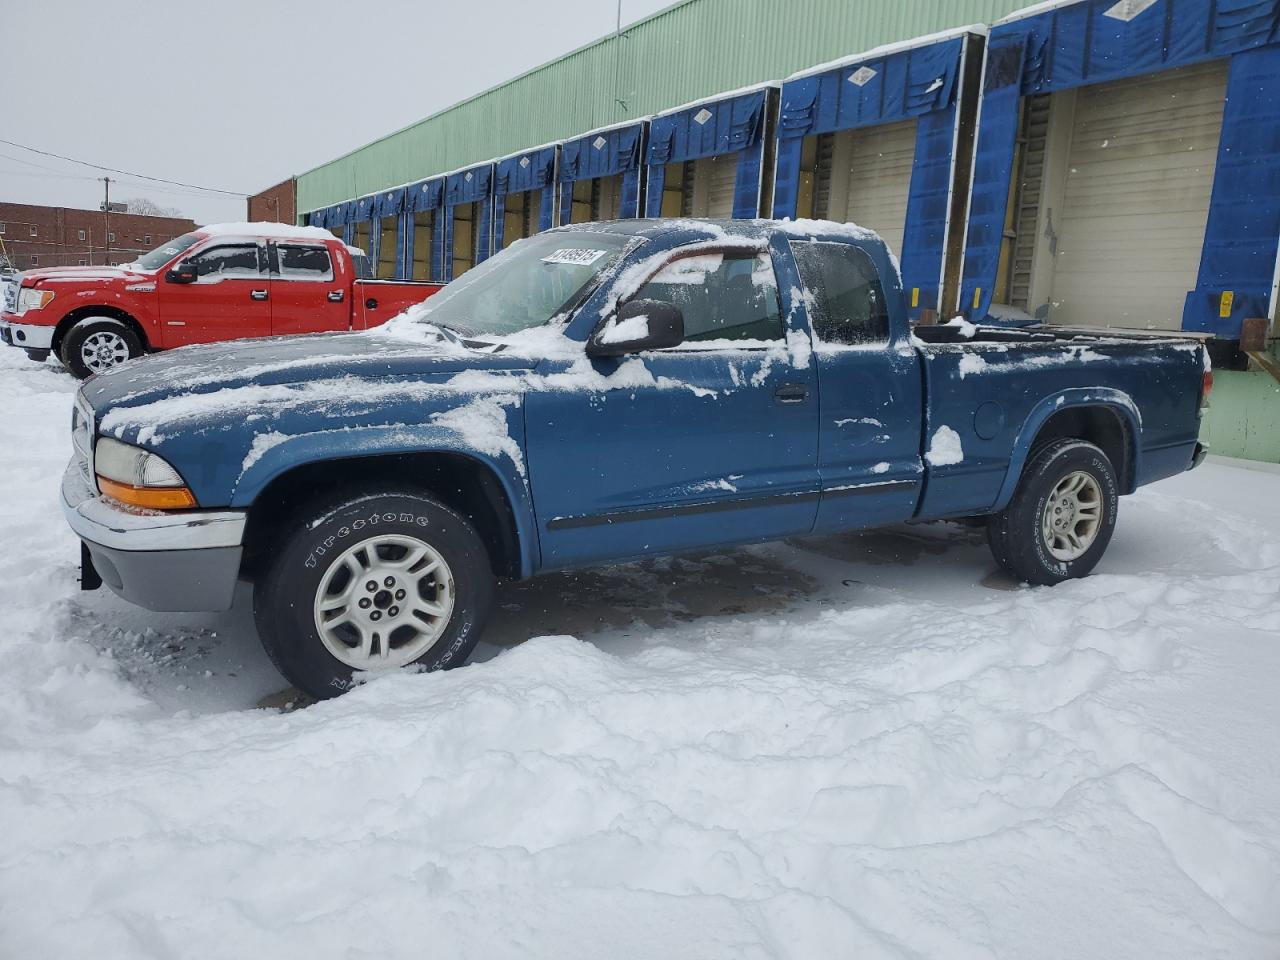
[124,197,184,218]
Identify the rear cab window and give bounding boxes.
[275,244,334,281]
[788,240,889,345]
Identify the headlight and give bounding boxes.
[94,437,196,509]
[16,288,55,315]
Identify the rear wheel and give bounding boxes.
[61,317,143,379]
[987,439,1119,585]
[253,490,495,699]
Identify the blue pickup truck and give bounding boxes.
[63,219,1210,698]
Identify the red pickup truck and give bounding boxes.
[1,222,443,378]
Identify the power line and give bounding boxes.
[0,137,248,196]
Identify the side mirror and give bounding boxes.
[588,299,685,357]
[165,261,198,284]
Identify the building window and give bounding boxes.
[108,232,116,243]
[30,225,38,237]
[78,258,87,266]
[0,222,6,234]
[78,229,86,241]
[144,234,152,245]
[31,255,39,265]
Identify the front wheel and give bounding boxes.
[987,439,1119,586]
[61,317,143,379]
[254,491,495,699]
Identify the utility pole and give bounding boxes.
[102,177,111,266]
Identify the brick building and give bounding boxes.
[0,202,197,271]
[247,178,296,225]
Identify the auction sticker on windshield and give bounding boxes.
[541,248,607,266]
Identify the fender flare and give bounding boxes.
[229,424,538,579]
[993,387,1142,512]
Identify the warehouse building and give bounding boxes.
[283,0,1280,458]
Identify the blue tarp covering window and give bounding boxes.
[960,0,1280,336]
[493,146,558,249]
[443,164,494,280]
[644,88,772,219]
[774,34,969,318]
[558,122,646,224]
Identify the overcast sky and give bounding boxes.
[4,0,673,225]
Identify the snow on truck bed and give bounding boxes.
[1,348,1278,960]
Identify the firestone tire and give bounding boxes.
[987,439,1119,586]
[61,317,143,379]
[253,490,495,700]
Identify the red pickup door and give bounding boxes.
[0,223,443,378]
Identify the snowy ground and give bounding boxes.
[1,346,1278,959]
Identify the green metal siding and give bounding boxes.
[297,0,1031,215]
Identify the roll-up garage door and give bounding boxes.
[839,118,918,261]
[678,155,740,218]
[1047,61,1228,329]
[705,154,739,218]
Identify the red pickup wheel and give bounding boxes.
[253,489,495,699]
[987,439,1119,585]
[61,317,143,379]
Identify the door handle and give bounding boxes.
[365,297,378,310]
[327,290,345,302]
[774,384,810,403]
[250,289,268,301]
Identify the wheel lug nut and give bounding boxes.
[395,589,406,600]
[388,606,400,617]
[358,598,372,609]
[370,611,382,622]
[366,581,377,592]
[384,576,396,587]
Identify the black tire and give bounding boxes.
[253,490,495,700]
[987,439,1119,586]
[61,317,143,379]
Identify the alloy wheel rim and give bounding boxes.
[1041,470,1103,562]
[312,534,455,670]
[81,331,129,373]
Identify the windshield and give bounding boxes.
[420,231,634,338]
[132,232,203,271]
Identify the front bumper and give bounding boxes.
[61,461,246,612]
[1,318,55,351]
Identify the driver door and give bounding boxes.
[525,248,821,569]
[157,242,272,347]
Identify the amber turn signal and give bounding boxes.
[97,476,197,510]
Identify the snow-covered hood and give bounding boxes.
[81,331,535,418]
[19,264,151,287]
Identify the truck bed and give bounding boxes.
[911,323,1206,521]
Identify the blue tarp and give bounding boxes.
[644,88,772,219]
[493,145,558,249]
[558,122,646,223]
[774,34,969,318]
[960,0,1280,337]
[402,178,445,281]
[442,164,494,280]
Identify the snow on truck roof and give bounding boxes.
[196,222,338,242]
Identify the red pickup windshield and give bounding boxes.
[131,233,203,271]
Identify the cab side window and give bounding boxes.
[192,244,263,281]
[631,251,784,344]
[276,244,334,281]
[789,240,889,345]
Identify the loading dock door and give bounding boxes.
[801,120,917,260]
[664,155,740,218]
[1043,61,1228,329]
[839,119,917,261]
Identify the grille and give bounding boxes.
[2,279,17,313]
